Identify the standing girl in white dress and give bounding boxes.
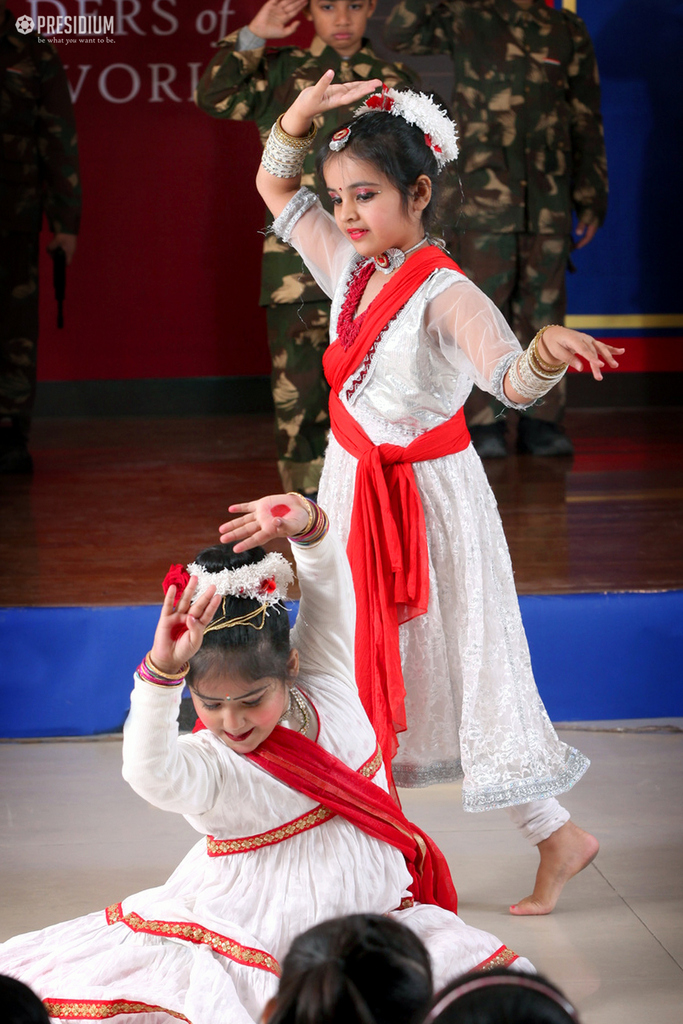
[256,72,625,915]
[0,491,532,1024]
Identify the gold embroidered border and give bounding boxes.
[207,744,383,857]
[476,945,519,971]
[105,903,280,977]
[43,997,191,1021]
[207,804,335,857]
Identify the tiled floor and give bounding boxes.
[1,723,681,1024]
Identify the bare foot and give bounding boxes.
[509,821,599,916]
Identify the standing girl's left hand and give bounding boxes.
[219,493,311,552]
[538,326,625,381]
[150,577,221,676]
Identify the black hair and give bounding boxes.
[0,976,51,1024]
[316,108,442,230]
[268,913,433,1024]
[186,542,291,689]
[422,968,580,1024]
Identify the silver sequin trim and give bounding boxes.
[394,758,464,789]
[270,187,319,245]
[490,350,535,410]
[462,747,591,813]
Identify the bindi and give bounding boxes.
[271,504,291,517]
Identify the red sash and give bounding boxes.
[247,725,458,913]
[323,248,471,778]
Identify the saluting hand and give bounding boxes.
[248,0,307,40]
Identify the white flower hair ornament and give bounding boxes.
[346,85,459,169]
[186,552,294,606]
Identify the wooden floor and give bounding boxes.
[1,408,682,606]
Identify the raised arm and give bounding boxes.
[256,70,382,220]
[195,0,307,121]
[122,576,226,815]
[220,494,356,688]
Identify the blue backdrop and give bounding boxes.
[1,592,681,737]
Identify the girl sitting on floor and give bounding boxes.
[256,73,624,916]
[0,492,531,1024]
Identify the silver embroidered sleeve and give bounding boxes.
[270,187,319,244]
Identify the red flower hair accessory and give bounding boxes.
[163,564,190,601]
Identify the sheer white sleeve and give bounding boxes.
[122,678,226,815]
[426,276,535,410]
[271,187,356,299]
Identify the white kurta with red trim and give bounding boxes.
[0,534,532,1024]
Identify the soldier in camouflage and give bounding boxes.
[385,0,608,456]
[0,2,81,472]
[195,0,416,494]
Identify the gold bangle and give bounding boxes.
[288,492,315,536]
[530,326,568,373]
[145,652,189,681]
[274,113,317,150]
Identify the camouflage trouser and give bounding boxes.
[444,231,571,424]
[0,230,39,440]
[266,301,331,495]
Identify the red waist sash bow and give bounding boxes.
[323,247,470,778]
[247,725,457,913]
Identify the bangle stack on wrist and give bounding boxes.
[508,325,568,401]
[138,652,188,687]
[289,494,329,547]
[261,114,318,179]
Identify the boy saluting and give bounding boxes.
[196,0,416,498]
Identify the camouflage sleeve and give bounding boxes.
[384,0,454,56]
[37,44,81,235]
[194,27,272,122]
[565,13,608,227]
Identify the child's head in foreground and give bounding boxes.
[0,975,50,1024]
[315,88,458,259]
[421,968,581,1024]
[263,913,433,1024]
[185,541,297,754]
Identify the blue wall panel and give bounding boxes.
[1,592,681,738]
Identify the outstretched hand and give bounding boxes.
[248,0,307,40]
[538,327,625,382]
[219,493,311,553]
[281,70,383,137]
[150,577,221,676]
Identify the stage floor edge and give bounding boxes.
[1,591,681,738]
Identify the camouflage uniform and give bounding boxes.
[196,32,416,492]
[0,9,81,442]
[385,0,608,424]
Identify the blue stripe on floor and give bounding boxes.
[1,591,681,737]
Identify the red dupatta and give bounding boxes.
[322,248,471,780]
[248,725,458,913]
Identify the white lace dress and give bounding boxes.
[0,533,532,1024]
[272,189,589,812]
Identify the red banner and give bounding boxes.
[13,0,314,383]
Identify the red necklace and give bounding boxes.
[336,260,375,352]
